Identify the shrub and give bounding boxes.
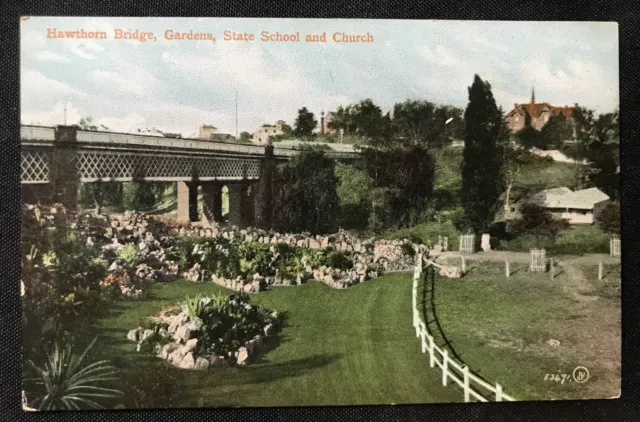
[168,237,356,283]
[550,225,610,255]
[496,225,610,255]
[325,250,352,270]
[166,236,202,269]
[510,203,568,248]
[596,202,620,234]
[117,243,139,265]
[384,220,460,248]
[47,230,108,295]
[24,338,123,410]
[185,293,278,357]
[122,182,156,211]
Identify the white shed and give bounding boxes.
[525,187,610,224]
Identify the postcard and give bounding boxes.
[20,17,620,410]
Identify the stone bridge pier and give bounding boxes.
[176,180,259,229]
[176,145,275,229]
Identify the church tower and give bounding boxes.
[531,86,535,104]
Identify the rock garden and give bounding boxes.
[127,292,279,369]
[22,203,461,370]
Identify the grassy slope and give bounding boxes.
[436,148,578,191]
[419,263,620,401]
[95,275,462,408]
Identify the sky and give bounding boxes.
[21,17,619,137]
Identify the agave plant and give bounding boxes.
[24,337,123,410]
[185,293,203,318]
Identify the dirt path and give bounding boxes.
[433,251,620,302]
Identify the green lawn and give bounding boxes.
[418,263,620,401]
[94,275,462,408]
[435,148,578,192]
[92,260,620,407]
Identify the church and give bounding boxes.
[505,89,576,132]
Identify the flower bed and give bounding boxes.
[166,236,380,291]
[126,293,279,369]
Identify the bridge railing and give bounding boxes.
[75,130,267,155]
[21,126,55,141]
[20,125,361,160]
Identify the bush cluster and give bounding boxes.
[22,229,108,362]
[166,236,354,282]
[184,293,278,357]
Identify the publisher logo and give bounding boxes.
[572,366,590,383]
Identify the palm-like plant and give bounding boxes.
[24,337,123,410]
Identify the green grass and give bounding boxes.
[418,263,620,401]
[576,263,621,299]
[384,221,460,248]
[435,148,578,193]
[497,225,611,255]
[518,160,578,190]
[94,276,462,408]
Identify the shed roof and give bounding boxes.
[528,187,609,210]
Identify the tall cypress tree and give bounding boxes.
[461,75,507,233]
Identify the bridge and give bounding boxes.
[21,125,360,228]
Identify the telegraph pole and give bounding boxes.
[235,91,238,141]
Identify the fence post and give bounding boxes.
[421,327,427,353]
[442,350,449,386]
[550,258,554,280]
[463,366,470,402]
[429,335,435,368]
[598,260,603,280]
[496,383,503,402]
[461,256,466,274]
[505,257,510,278]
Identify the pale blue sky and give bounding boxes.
[21,17,619,136]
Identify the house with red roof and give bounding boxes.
[505,89,576,132]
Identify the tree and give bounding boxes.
[512,203,568,247]
[594,109,619,144]
[122,182,156,211]
[293,107,317,137]
[570,106,596,189]
[327,99,392,146]
[78,181,123,211]
[76,116,98,131]
[461,75,507,233]
[596,202,620,235]
[327,104,358,134]
[391,100,463,167]
[361,145,435,229]
[502,148,549,215]
[272,150,340,234]
[540,114,574,149]
[587,139,619,199]
[514,125,543,149]
[238,131,252,143]
[335,163,373,230]
[570,107,619,197]
[280,122,293,137]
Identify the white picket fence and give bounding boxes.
[459,234,475,254]
[529,249,547,272]
[411,254,516,402]
[610,237,621,258]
